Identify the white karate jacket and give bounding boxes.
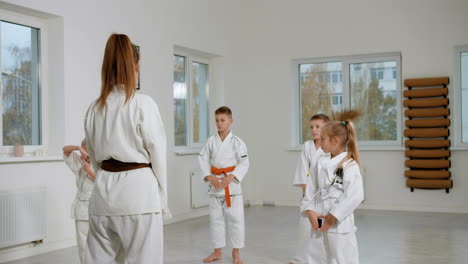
[84,88,171,219]
[301,152,364,233]
[198,131,249,196]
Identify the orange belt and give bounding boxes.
[211,166,236,207]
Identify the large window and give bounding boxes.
[295,53,401,146]
[456,46,468,145]
[1,19,42,152]
[173,52,210,149]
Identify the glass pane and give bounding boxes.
[461,52,468,142]
[173,55,187,146]
[300,62,342,143]
[1,21,41,146]
[350,61,398,141]
[191,61,209,144]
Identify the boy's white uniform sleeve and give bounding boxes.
[139,98,172,220]
[300,178,319,216]
[293,142,311,186]
[300,156,320,216]
[198,140,212,182]
[232,138,249,183]
[64,150,82,176]
[329,163,364,222]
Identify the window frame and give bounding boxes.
[173,49,211,153]
[292,52,402,149]
[0,9,48,156]
[453,45,468,148]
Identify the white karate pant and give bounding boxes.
[304,230,359,264]
[84,213,163,264]
[289,214,312,263]
[75,220,89,264]
[209,195,245,249]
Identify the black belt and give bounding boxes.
[101,158,151,172]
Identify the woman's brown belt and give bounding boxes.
[101,158,151,172]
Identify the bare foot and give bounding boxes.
[203,250,222,263]
[232,250,243,264]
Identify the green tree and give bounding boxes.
[300,64,335,143]
[353,77,397,141]
[3,45,33,145]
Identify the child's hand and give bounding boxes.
[218,173,235,189]
[79,147,90,163]
[318,214,337,232]
[306,210,320,232]
[206,176,221,189]
[82,161,96,181]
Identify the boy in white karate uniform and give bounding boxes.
[289,114,329,264]
[63,140,95,264]
[199,106,249,264]
[301,110,364,264]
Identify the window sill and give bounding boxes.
[0,155,63,164]
[287,146,406,152]
[175,148,202,156]
[287,146,302,152]
[450,147,468,151]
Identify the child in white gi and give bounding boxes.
[63,140,95,264]
[199,106,249,264]
[301,110,364,264]
[289,114,329,264]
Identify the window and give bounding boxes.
[350,61,398,142]
[455,46,468,145]
[295,53,401,146]
[299,61,343,143]
[1,18,42,153]
[173,52,210,149]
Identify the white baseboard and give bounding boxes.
[164,207,210,225]
[0,239,76,263]
[358,203,468,214]
[250,200,468,214]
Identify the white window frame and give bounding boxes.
[453,45,468,148]
[173,49,211,153]
[0,9,48,157]
[292,52,402,149]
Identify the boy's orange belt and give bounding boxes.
[211,166,236,207]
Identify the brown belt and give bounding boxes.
[101,158,151,172]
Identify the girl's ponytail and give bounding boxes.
[328,109,361,168]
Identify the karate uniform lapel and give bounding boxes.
[212,131,233,166]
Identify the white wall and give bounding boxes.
[1,0,468,262]
[233,0,468,213]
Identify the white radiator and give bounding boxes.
[190,169,209,209]
[0,187,46,248]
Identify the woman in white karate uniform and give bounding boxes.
[84,34,171,264]
[300,110,364,264]
[289,114,329,264]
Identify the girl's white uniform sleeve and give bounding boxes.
[232,137,249,182]
[198,139,212,182]
[293,142,312,186]
[84,102,100,174]
[139,98,172,219]
[329,163,364,222]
